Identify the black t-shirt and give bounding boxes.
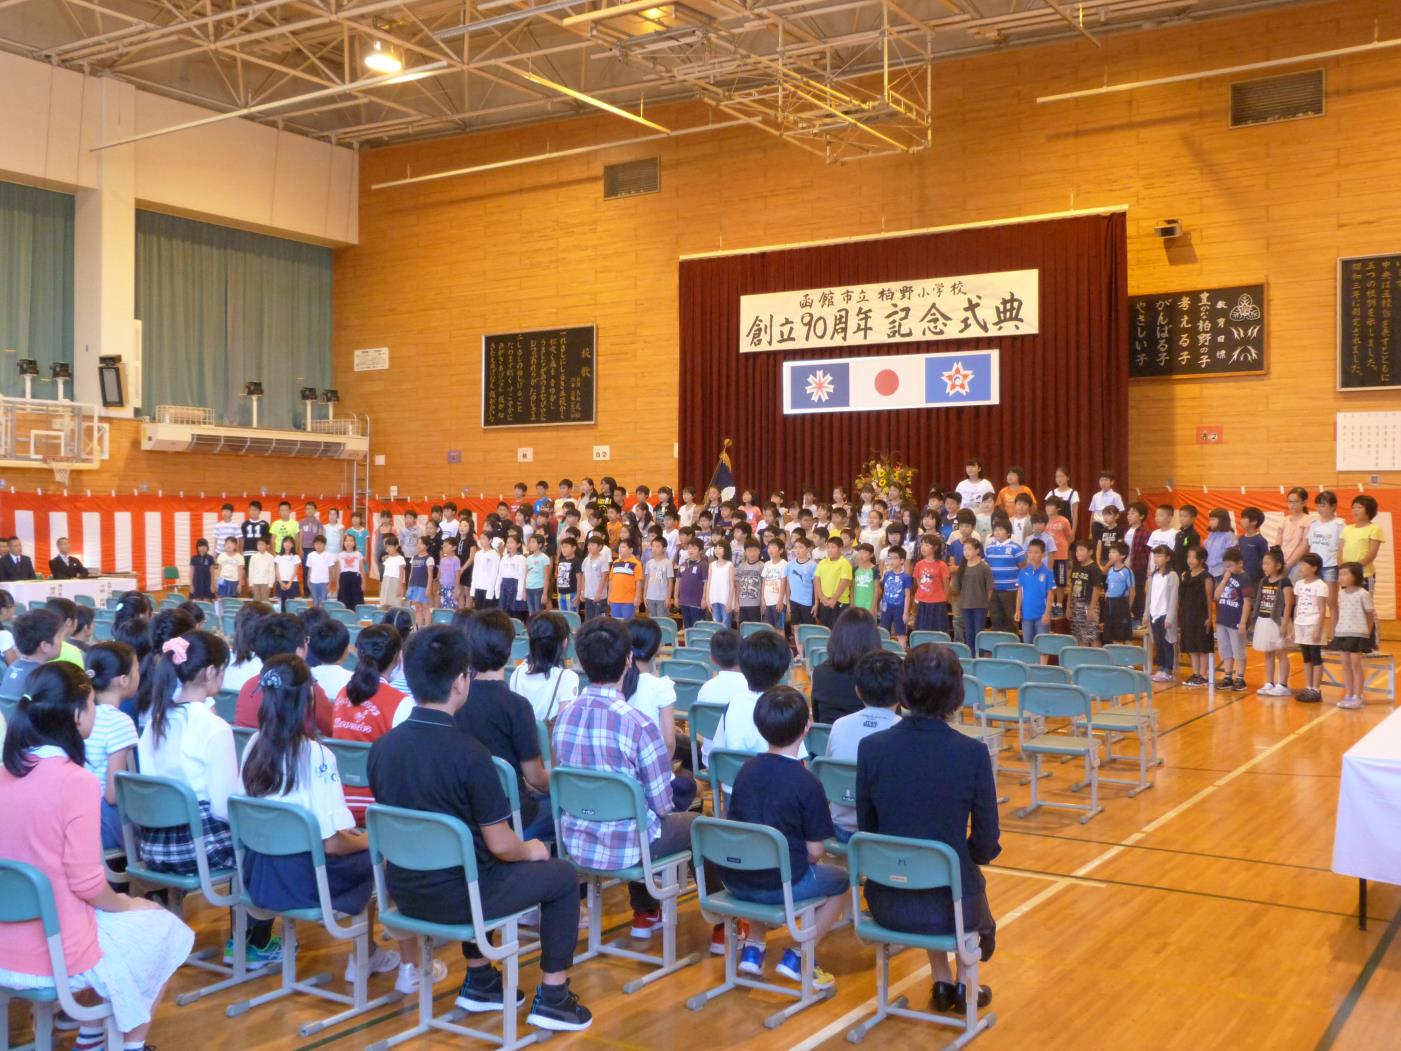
[1096,527,1121,566]
[810,664,861,724]
[367,707,512,903]
[453,679,542,825]
[241,518,271,554]
[1070,562,1104,603]
[725,753,833,893]
[1172,524,1199,573]
[556,554,583,596]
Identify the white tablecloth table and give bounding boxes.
[2,576,139,607]
[1332,706,1401,930]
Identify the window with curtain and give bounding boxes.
[0,181,74,398]
[135,210,332,429]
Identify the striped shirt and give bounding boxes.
[551,684,673,870]
[84,704,138,795]
[984,539,1025,591]
[211,519,242,553]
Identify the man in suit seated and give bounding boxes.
[0,537,36,582]
[48,537,89,579]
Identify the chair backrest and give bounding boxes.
[1103,643,1148,669]
[221,610,238,636]
[685,621,720,642]
[212,689,239,722]
[1024,664,1071,684]
[322,738,372,786]
[992,642,1039,665]
[1072,664,1144,704]
[810,757,857,810]
[286,599,309,613]
[671,646,712,665]
[232,726,255,763]
[672,679,702,717]
[510,636,530,664]
[1018,682,1093,721]
[227,795,324,865]
[514,619,528,638]
[0,858,60,932]
[847,832,962,898]
[689,700,728,744]
[549,767,649,869]
[331,608,360,626]
[660,658,710,683]
[366,803,479,884]
[1060,646,1113,671]
[967,657,1028,692]
[558,609,582,632]
[808,645,830,668]
[794,624,830,651]
[976,630,1018,655]
[492,756,524,835]
[707,749,755,813]
[909,630,951,648]
[655,617,678,647]
[961,673,986,711]
[115,771,203,836]
[944,641,972,661]
[805,722,832,757]
[356,604,380,620]
[73,594,96,609]
[739,620,777,638]
[690,816,790,885]
[429,608,455,625]
[881,637,904,655]
[535,719,555,772]
[1034,632,1076,659]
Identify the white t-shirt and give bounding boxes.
[381,554,407,581]
[859,527,886,549]
[628,672,675,732]
[338,551,363,575]
[1147,527,1178,552]
[697,669,748,709]
[223,656,262,695]
[708,688,807,776]
[312,663,353,700]
[708,560,735,609]
[0,628,14,656]
[762,560,787,606]
[1088,489,1125,523]
[955,478,995,508]
[508,665,581,721]
[1307,518,1345,568]
[306,550,337,584]
[137,701,239,821]
[1293,578,1330,627]
[323,523,344,555]
[216,552,243,582]
[85,704,138,795]
[1046,486,1081,513]
[239,739,354,840]
[248,551,275,586]
[274,553,301,585]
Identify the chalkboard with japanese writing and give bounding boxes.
[481,326,596,427]
[1128,284,1267,379]
[1338,254,1400,390]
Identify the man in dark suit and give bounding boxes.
[48,537,89,579]
[0,537,36,581]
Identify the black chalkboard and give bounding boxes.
[1129,284,1267,379]
[481,326,596,428]
[1338,254,1400,390]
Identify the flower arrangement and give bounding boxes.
[854,455,918,506]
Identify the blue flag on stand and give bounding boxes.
[710,438,735,500]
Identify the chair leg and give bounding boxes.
[1080,753,1104,824]
[687,918,740,1011]
[623,867,703,993]
[1016,752,1043,818]
[177,905,272,1005]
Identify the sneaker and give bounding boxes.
[1231,677,1248,693]
[738,943,766,975]
[1296,688,1321,703]
[711,920,749,956]
[630,909,661,939]
[1213,676,1233,689]
[1183,675,1207,689]
[1337,695,1365,710]
[455,966,528,1012]
[345,946,401,984]
[526,981,593,1032]
[224,935,283,968]
[395,957,449,996]
[1151,671,1172,683]
[775,948,835,990]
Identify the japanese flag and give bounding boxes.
[848,356,926,409]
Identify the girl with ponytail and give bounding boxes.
[0,663,194,1050]
[330,625,406,821]
[132,607,197,729]
[84,641,141,849]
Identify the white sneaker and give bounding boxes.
[395,957,449,995]
[345,946,401,983]
[1337,695,1365,710]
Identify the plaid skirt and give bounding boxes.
[137,799,235,874]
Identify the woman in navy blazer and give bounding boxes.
[855,642,1000,1013]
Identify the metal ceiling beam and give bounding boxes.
[1039,0,1102,46]
[44,0,307,59]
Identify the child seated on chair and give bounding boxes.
[823,651,902,843]
[722,685,846,991]
[695,627,745,706]
[622,616,696,809]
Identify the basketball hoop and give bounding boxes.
[45,460,72,487]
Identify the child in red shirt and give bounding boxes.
[912,534,952,634]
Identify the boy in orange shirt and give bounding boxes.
[996,466,1036,518]
[607,536,644,618]
[1043,495,1074,617]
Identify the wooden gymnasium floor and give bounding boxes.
[14,642,1401,1051]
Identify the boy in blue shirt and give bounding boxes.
[1102,541,1136,644]
[723,685,846,992]
[1014,538,1056,645]
[785,536,818,630]
[876,546,914,643]
[983,519,1025,634]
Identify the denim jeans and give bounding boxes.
[961,607,988,649]
[709,604,730,626]
[309,582,328,604]
[526,587,544,614]
[1021,618,1047,644]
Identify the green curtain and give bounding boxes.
[0,181,74,398]
[135,210,332,429]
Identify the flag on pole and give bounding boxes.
[782,350,1000,415]
[710,438,736,501]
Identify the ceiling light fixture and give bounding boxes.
[364,39,403,74]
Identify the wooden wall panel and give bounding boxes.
[335,0,1401,498]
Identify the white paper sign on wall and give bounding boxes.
[353,347,390,372]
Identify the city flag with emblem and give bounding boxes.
[782,350,1000,415]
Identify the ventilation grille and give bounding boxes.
[1230,69,1324,128]
[603,157,660,199]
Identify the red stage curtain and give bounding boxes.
[678,212,1129,504]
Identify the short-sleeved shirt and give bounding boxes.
[217,552,244,581]
[1341,522,1385,578]
[298,516,322,550]
[913,558,950,603]
[1334,587,1374,637]
[273,553,300,584]
[957,560,993,609]
[555,554,583,595]
[825,707,900,830]
[270,518,299,553]
[1293,578,1329,627]
[1104,565,1134,599]
[1017,564,1056,621]
[1237,533,1269,588]
[241,518,271,554]
[84,704,138,793]
[241,739,354,840]
[381,554,406,581]
[786,558,817,605]
[1,658,42,701]
[1044,515,1073,560]
[338,551,364,575]
[851,565,877,609]
[452,680,541,826]
[761,560,787,605]
[735,560,764,607]
[724,753,833,893]
[1253,576,1292,626]
[368,707,513,894]
[677,558,708,607]
[880,570,913,611]
[628,672,676,731]
[645,557,675,602]
[1307,519,1344,568]
[984,540,1024,590]
[1069,562,1104,605]
[525,553,550,590]
[1215,573,1246,629]
[608,557,643,604]
[815,556,853,604]
[306,549,336,584]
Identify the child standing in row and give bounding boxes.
[406,538,435,626]
[706,540,737,626]
[877,547,913,644]
[337,534,365,608]
[1332,562,1376,710]
[644,538,675,619]
[217,536,245,606]
[1067,540,1103,647]
[274,536,301,611]
[1213,549,1249,692]
[1014,539,1055,645]
[1178,546,1214,687]
[1292,554,1329,703]
[761,539,788,631]
[190,540,215,601]
[1143,546,1179,682]
[306,535,336,607]
[1102,543,1135,644]
[380,536,406,607]
[497,535,527,619]
[735,539,764,624]
[437,537,461,611]
[525,535,551,614]
[1251,546,1293,697]
[954,538,992,647]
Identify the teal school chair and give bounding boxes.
[1023,664,1071,685]
[671,645,713,666]
[232,726,255,763]
[966,660,1038,783]
[991,642,1038,665]
[740,621,778,638]
[686,816,837,1028]
[1059,646,1113,672]
[877,626,891,640]
[557,609,582,632]
[430,608,455,625]
[655,616,678,649]
[660,659,710,684]
[221,609,238,637]
[685,621,721,646]
[974,630,1018,656]
[1034,632,1076,663]
[550,768,701,993]
[1015,684,1103,824]
[794,623,830,653]
[881,638,905,655]
[286,599,310,614]
[1071,666,1160,796]
[687,700,729,795]
[510,636,530,665]
[810,756,857,856]
[366,805,543,1051]
[356,604,380,621]
[705,748,755,817]
[805,722,833,759]
[535,719,554,774]
[0,861,121,1051]
[72,594,96,608]
[944,641,972,661]
[514,619,528,638]
[331,608,360,626]
[844,834,995,1046]
[321,738,372,789]
[672,679,702,721]
[808,645,830,669]
[910,630,952,647]
[114,772,268,1004]
[956,675,1007,804]
[225,796,401,1034]
[213,689,240,723]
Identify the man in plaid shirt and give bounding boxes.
[553,617,697,938]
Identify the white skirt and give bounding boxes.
[0,908,193,1034]
[1252,617,1284,654]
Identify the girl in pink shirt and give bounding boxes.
[0,662,192,1049]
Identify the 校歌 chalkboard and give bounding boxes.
[1129,284,1267,379]
[1338,254,1400,391]
[481,326,596,428]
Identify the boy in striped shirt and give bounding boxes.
[983,518,1026,634]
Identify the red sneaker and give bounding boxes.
[710,920,750,955]
[630,910,661,939]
